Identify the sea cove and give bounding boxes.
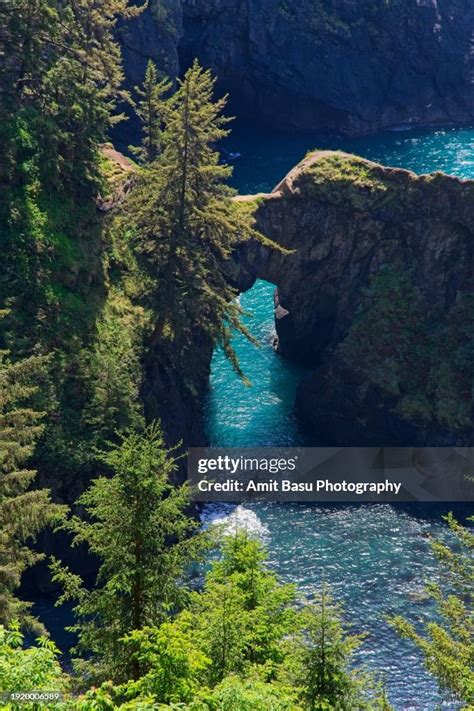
[3,5,473,709]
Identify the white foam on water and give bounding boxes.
[200,503,269,540]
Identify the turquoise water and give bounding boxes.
[205,126,474,710]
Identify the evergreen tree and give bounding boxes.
[192,532,296,684]
[389,514,473,708]
[126,60,282,378]
[50,423,209,685]
[117,613,210,705]
[130,60,171,164]
[194,578,250,686]
[0,345,65,631]
[0,0,137,192]
[284,585,392,710]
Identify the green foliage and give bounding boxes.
[0,345,66,631]
[190,674,300,710]
[0,1,145,499]
[339,268,430,403]
[130,61,172,164]
[192,573,250,685]
[118,614,210,704]
[389,514,474,708]
[50,423,209,685]
[190,533,296,685]
[281,585,380,710]
[0,621,69,710]
[303,152,393,211]
[339,268,474,429]
[0,0,137,191]
[65,533,392,709]
[81,290,145,440]
[431,290,474,429]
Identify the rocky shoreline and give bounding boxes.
[109,147,474,458]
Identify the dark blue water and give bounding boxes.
[205,125,474,710]
[226,124,474,194]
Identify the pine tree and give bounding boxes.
[126,60,282,378]
[130,60,171,164]
[50,423,209,685]
[389,514,473,707]
[0,345,65,631]
[286,586,362,710]
[193,578,250,686]
[284,585,393,710]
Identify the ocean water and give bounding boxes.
[205,125,474,710]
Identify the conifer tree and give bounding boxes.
[130,60,171,164]
[284,585,393,710]
[389,514,473,707]
[50,423,209,685]
[126,60,282,378]
[0,0,137,191]
[0,345,65,631]
[286,586,362,710]
[192,532,296,684]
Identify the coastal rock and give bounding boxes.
[180,0,474,133]
[142,328,213,458]
[118,1,182,88]
[99,146,474,448]
[246,151,474,445]
[120,0,474,134]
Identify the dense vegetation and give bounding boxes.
[0,2,472,709]
[339,268,474,429]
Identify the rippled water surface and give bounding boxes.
[205,125,474,709]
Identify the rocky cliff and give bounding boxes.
[242,151,474,445]
[120,0,474,134]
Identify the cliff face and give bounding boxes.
[142,331,212,454]
[118,1,182,87]
[244,151,474,445]
[120,0,474,134]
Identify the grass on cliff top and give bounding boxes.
[299,151,416,210]
[301,150,474,214]
[305,151,391,191]
[298,151,430,212]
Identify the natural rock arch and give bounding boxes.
[235,151,474,445]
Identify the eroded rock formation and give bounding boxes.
[243,151,474,445]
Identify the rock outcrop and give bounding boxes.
[243,151,474,445]
[118,1,182,87]
[120,0,474,134]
